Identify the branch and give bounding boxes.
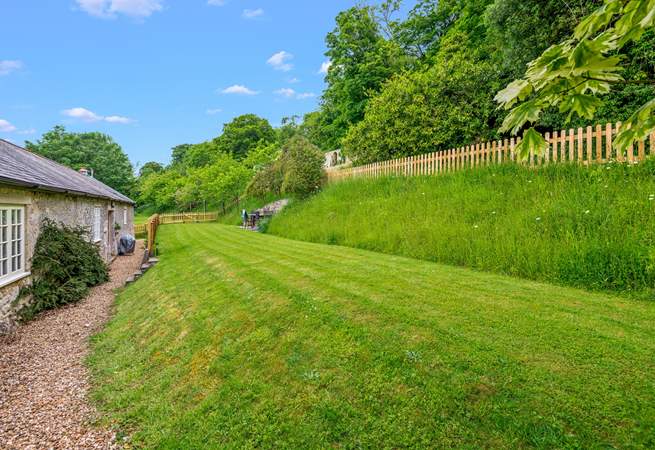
[582,75,655,85]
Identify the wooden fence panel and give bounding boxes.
[326,121,651,182]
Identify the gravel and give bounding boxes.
[0,242,145,449]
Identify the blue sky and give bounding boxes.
[0,0,362,168]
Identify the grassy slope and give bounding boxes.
[268,162,655,296]
[89,224,655,448]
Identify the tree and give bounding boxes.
[343,52,497,164]
[184,140,221,169]
[137,170,184,212]
[320,6,408,148]
[496,0,655,157]
[192,154,252,209]
[280,136,327,197]
[139,161,164,179]
[26,126,135,195]
[171,144,192,166]
[216,114,275,160]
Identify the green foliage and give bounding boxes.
[26,125,135,196]
[216,114,276,160]
[497,0,655,156]
[245,136,326,198]
[138,170,185,212]
[320,5,408,148]
[343,52,497,163]
[19,219,108,320]
[138,161,164,178]
[245,162,285,198]
[90,223,655,448]
[269,161,655,296]
[189,153,252,207]
[170,144,192,166]
[183,140,221,169]
[280,136,327,197]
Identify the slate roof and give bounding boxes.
[0,139,134,204]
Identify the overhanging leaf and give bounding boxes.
[514,128,549,160]
[494,79,533,109]
[500,101,544,135]
[559,94,603,121]
[574,0,622,40]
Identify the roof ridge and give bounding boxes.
[0,139,135,204]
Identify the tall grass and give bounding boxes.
[268,160,655,297]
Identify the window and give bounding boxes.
[0,205,25,284]
[123,207,127,226]
[93,207,102,242]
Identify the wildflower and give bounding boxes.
[473,225,479,229]
[584,210,590,214]
[491,211,496,215]
[536,217,541,221]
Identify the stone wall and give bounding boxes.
[0,184,134,332]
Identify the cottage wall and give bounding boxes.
[0,184,134,332]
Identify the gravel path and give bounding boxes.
[0,242,144,450]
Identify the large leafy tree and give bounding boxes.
[138,161,164,179]
[26,126,135,196]
[344,52,497,163]
[216,114,275,160]
[320,5,408,148]
[496,0,655,157]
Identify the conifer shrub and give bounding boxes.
[18,219,109,320]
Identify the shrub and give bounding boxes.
[245,161,285,198]
[18,219,109,320]
[245,136,326,199]
[280,136,327,197]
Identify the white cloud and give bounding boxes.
[0,60,23,76]
[0,119,17,133]
[267,51,293,72]
[242,8,264,19]
[274,88,296,98]
[17,128,36,135]
[220,85,258,95]
[206,108,222,115]
[76,0,163,19]
[274,89,316,100]
[288,77,300,84]
[207,0,225,5]
[62,107,134,124]
[62,107,103,122]
[319,60,332,74]
[104,115,134,124]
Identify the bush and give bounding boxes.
[280,136,326,197]
[245,136,326,199]
[18,219,109,320]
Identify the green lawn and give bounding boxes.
[89,224,655,448]
[134,212,151,225]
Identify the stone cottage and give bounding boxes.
[0,139,135,331]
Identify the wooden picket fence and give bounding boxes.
[327,121,655,182]
[136,212,219,256]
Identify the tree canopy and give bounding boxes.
[26,125,135,196]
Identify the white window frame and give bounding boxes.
[123,206,128,226]
[93,206,102,242]
[0,204,28,288]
